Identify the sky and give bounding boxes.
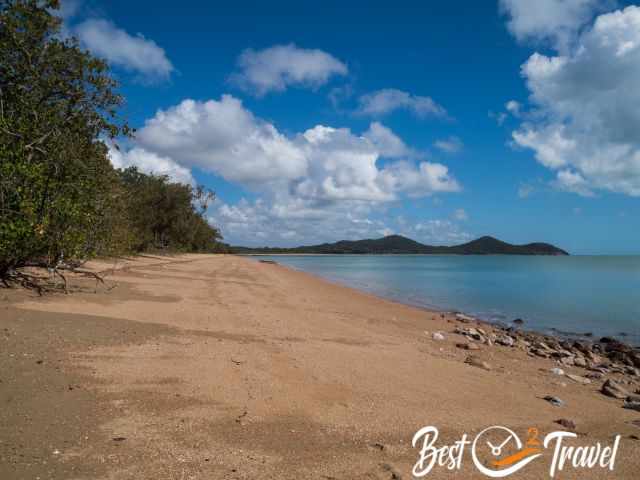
[57,0,640,254]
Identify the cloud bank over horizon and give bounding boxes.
[108,93,464,246]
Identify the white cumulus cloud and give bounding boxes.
[510,5,640,197]
[505,100,522,117]
[74,19,174,80]
[136,95,307,185]
[230,44,348,96]
[412,220,471,244]
[135,95,460,202]
[107,145,194,185]
[295,125,393,202]
[434,136,464,154]
[499,0,607,51]
[554,169,595,197]
[363,122,413,158]
[357,89,447,118]
[377,161,460,198]
[453,208,468,221]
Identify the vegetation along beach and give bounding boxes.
[2,1,640,479]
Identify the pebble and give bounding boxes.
[555,419,576,430]
[432,332,445,341]
[534,341,553,351]
[573,357,588,368]
[623,400,640,412]
[553,349,574,359]
[496,335,515,347]
[455,313,474,323]
[601,379,630,399]
[381,462,403,479]
[560,356,576,366]
[454,326,483,341]
[625,366,640,377]
[585,352,603,364]
[532,349,551,359]
[590,365,609,374]
[566,374,591,385]
[627,393,640,403]
[465,355,492,371]
[550,367,565,376]
[544,396,565,407]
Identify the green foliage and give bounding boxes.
[0,0,129,273]
[118,167,222,253]
[0,1,224,282]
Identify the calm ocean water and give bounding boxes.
[254,255,640,343]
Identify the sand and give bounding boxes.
[1,253,639,479]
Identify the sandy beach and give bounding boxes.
[1,254,639,479]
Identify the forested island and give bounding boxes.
[232,234,569,255]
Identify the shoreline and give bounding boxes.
[250,255,640,346]
[252,256,640,365]
[2,254,640,479]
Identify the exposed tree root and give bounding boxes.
[2,270,47,295]
[1,262,106,295]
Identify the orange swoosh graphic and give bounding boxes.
[492,447,542,467]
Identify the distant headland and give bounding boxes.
[231,235,569,255]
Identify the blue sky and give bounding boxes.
[59,0,640,254]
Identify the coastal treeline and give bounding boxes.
[0,1,224,288]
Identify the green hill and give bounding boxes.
[231,235,569,255]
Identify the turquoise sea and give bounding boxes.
[253,255,640,343]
